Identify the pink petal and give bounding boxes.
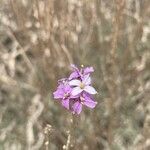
[53,90,64,99]
[71,87,83,96]
[69,80,81,86]
[69,72,79,80]
[82,75,91,85]
[64,85,72,93]
[84,86,97,94]
[84,67,94,74]
[72,101,82,114]
[62,99,70,109]
[83,95,97,108]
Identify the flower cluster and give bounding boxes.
[53,64,97,114]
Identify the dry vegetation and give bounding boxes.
[0,0,150,149]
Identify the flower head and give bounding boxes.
[53,64,98,114]
[69,64,94,80]
[69,74,97,96]
[71,93,97,114]
[53,82,72,109]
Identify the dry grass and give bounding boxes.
[0,0,150,149]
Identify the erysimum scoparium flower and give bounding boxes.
[69,64,94,80]
[69,74,97,96]
[53,64,98,115]
[71,93,97,114]
[53,82,72,110]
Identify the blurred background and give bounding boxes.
[0,0,150,149]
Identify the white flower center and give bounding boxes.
[80,83,85,89]
[63,93,69,99]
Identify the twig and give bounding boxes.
[63,114,76,150]
[44,124,52,150]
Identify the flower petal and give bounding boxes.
[64,84,72,93]
[53,90,64,99]
[82,75,91,85]
[71,87,83,96]
[82,94,97,108]
[84,86,97,94]
[69,80,81,86]
[69,72,79,80]
[84,67,94,74]
[62,99,70,109]
[72,101,82,114]
[84,100,97,108]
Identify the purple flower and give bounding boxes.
[69,75,97,96]
[69,64,94,80]
[53,64,98,114]
[71,93,97,114]
[53,83,72,109]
